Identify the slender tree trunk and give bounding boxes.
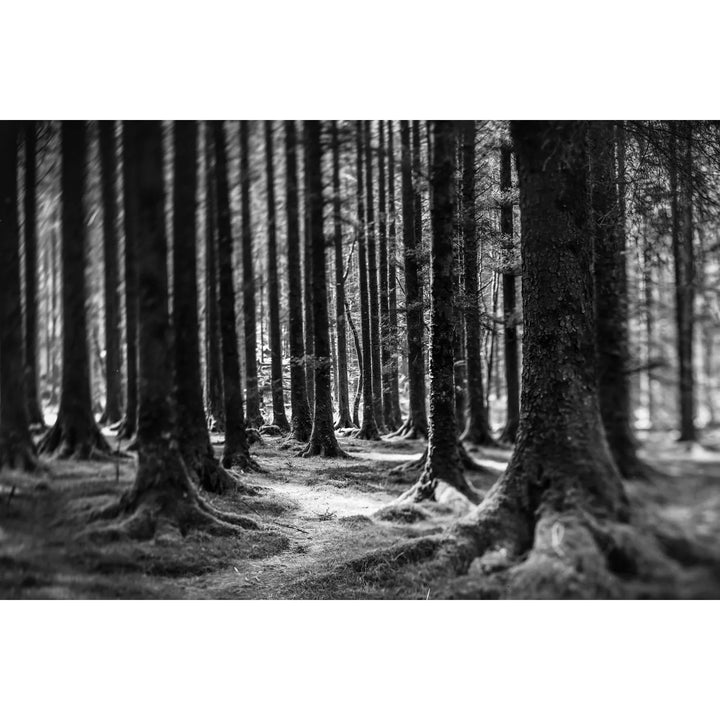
[172,121,238,493]
[364,121,386,432]
[590,121,646,478]
[118,122,139,440]
[98,121,123,425]
[0,121,38,469]
[239,121,264,427]
[38,122,110,458]
[386,120,402,427]
[22,121,45,427]
[331,121,354,428]
[499,142,520,443]
[284,120,313,441]
[453,136,466,431]
[460,121,495,446]
[302,122,348,457]
[401,122,478,503]
[264,121,290,432]
[204,125,225,431]
[355,122,381,440]
[394,121,428,438]
[670,121,697,442]
[212,121,260,469]
[346,298,363,427]
[302,123,315,412]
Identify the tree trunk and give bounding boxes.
[460,121,495,446]
[364,121,386,432]
[93,121,258,540]
[239,121,264,427]
[21,121,45,427]
[330,120,354,428]
[172,121,239,493]
[346,299,363,428]
[204,124,225,432]
[401,122,478,504]
[302,123,315,413]
[302,121,348,457]
[395,121,428,438]
[38,122,111,459]
[499,142,520,444]
[0,121,38,470]
[212,121,260,470]
[355,122,381,440]
[98,121,123,425]
[284,120,313,441]
[386,120,402,427]
[117,122,139,440]
[264,121,290,432]
[670,121,697,442]
[589,121,645,479]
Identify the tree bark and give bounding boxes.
[302,123,315,412]
[330,120,354,428]
[239,121,264,427]
[302,121,348,457]
[499,142,520,444]
[284,120,313,441]
[355,122,381,440]
[0,121,38,470]
[21,121,45,427]
[98,121,123,425]
[38,121,111,459]
[264,121,290,432]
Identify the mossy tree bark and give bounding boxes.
[284,120,313,441]
[21,121,45,427]
[212,121,260,471]
[589,121,645,479]
[459,121,495,447]
[94,121,258,539]
[302,122,348,457]
[264,121,290,433]
[117,122,139,441]
[354,122,381,440]
[38,122,111,459]
[331,120,354,429]
[173,121,241,493]
[0,121,39,470]
[400,122,479,504]
[498,142,520,444]
[98,121,123,425]
[239,121,264,428]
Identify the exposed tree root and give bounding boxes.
[390,444,493,480]
[299,438,350,458]
[0,436,40,472]
[356,424,381,441]
[221,448,263,474]
[38,420,112,460]
[386,417,427,441]
[183,446,261,495]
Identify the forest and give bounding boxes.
[0,118,718,600]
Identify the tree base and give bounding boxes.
[221,448,263,474]
[0,435,40,472]
[386,416,427,441]
[299,437,350,458]
[37,418,112,460]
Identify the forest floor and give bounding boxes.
[1,430,719,599]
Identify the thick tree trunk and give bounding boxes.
[0,121,38,470]
[364,121,386,432]
[670,121,697,442]
[38,122,111,459]
[204,125,225,432]
[264,121,290,432]
[212,121,260,470]
[172,121,238,493]
[93,121,258,539]
[377,121,396,431]
[98,121,123,425]
[21,121,45,427]
[239,121,264,428]
[302,124,315,413]
[590,121,646,478]
[385,121,402,427]
[284,120,313,441]
[401,122,479,504]
[499,142,520,444]
[302,122,348,457]
[394,121,428,439]
[459,121,495,446]
[331,121,354,428]
[117,122,139,440]
[355,122,381,440]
